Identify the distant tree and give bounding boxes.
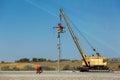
[1,61,5,63]
[47,59,57,62]
[32,58,38,62]
[38,58,46,62]
[16,58,30,62]
[61,59,70,61]
[47,59,52,62]
[20,58,30,62]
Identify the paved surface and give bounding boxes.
[0,71,120,80]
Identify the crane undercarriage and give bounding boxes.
[80,66,110,72]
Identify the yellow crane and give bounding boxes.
[59,8,110,72]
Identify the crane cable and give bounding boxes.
[64,15,100,55]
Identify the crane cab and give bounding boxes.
[82,56,107,67]
[81,56,109,71]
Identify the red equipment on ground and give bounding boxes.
[36,66,42,74]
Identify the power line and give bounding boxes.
[25,0,59,18]
[66,15,99,54]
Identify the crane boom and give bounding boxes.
[59,8,89,67]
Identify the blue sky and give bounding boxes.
[0,0,120,62]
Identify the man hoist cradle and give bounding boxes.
[59,8,110,72]
[57,23,64,33]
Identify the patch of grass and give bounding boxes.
[22,65,35,71]
[0,60,120,71]
[41,66,55,70]
[1,66,10,71]
[63,65,76,70]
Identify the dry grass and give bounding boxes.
[108,61,120,71]
[0,62,57,70]
[0,60,120,71]
[0,61,81,70]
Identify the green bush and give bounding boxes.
[1,66,21,71]
[23,65,35,71]
[1,61,5,63]
[12,66,20,71]
[1,66,10,71]
[15,58,30,62]
[63,65,74,70]
[118,65,120,69]
[41,66,55,70]
[76,66,82,71]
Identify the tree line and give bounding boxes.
[0,58,73,63]
[1,58,120,63]
[14,58,71,63]
[15,58,48,62]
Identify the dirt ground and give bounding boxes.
[0,71,120,80]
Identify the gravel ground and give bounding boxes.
[0,71,120,80]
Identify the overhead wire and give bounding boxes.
[25,0,59,18]
[25,0,102,56]
[64,15,99,54]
